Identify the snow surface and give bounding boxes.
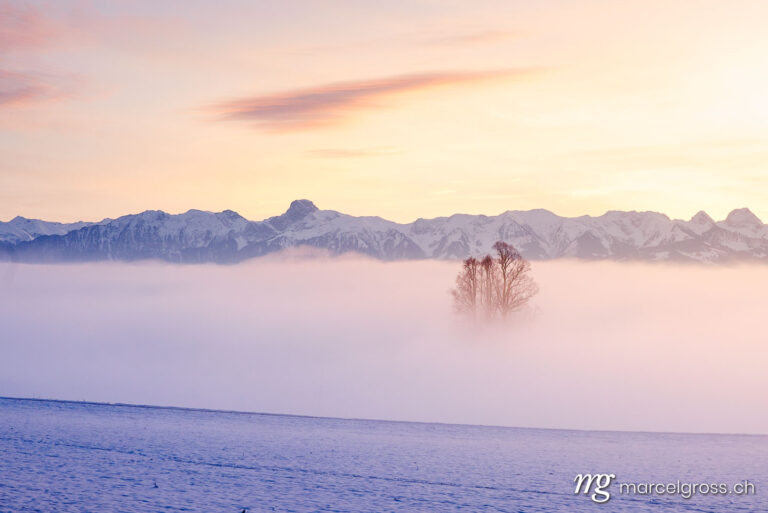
[1,398,766,513]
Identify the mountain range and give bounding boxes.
[1,200,767,264]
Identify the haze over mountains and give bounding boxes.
[1,200,767,263]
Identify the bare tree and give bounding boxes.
[451,256,479,317]
[491,241,538,318]
[479,254,496,319]
[451,242,538,321]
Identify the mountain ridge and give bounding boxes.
[1,200,766,263]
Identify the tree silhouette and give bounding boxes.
[451,242,538,320]
[451,256,480,317]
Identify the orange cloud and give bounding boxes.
[210,69,536,131]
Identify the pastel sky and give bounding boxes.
[2,0,768,223]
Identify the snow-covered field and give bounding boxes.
[1,397,765,513]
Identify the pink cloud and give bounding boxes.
[0,1,61,52]
[210,69,536,131]
[0,2,78,109]
[0,70,75,107]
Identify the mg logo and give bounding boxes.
[574,473,616,503]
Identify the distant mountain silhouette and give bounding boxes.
[2,200,767,263]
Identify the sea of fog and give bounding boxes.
[1,257,767,434]
[1,398,765,513]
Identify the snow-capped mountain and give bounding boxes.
[0,216,93,244]
[2,200,767,263]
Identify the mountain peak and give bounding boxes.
[286,199,318,217]
[220,209,244,219]
[724,208,762,228]
[690,210,714,225]
[265,199,319,231]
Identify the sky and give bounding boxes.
[2,258,767,435]
[2,0,768,223]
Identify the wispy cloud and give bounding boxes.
[210,69,535,131]
[306,147,402,159]
[0,1,60,52]
[0,70,73,106]
[282,27,517,57]
[0,2,79,109]
[423,29,516,46]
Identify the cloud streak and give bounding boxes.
[0,1,60,52]
[210,69,534,131]
[306,147,402,159]
[423,29,516,46]
[0,2,80,109]
[0,70,72,107]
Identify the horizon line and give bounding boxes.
[1,201,761,227]
[2,395,765,438]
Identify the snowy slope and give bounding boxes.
[4,398,767,513]
[3,200,768,263]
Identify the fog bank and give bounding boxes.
[1,258,766,434]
